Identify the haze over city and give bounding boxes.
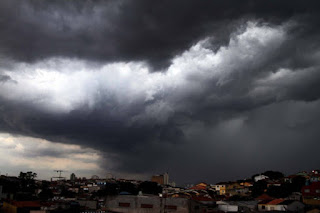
[1,0,320,185]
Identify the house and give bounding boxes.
[284,175,298,183]
[217,201,258,212]
[239,181,253,187]
[255,194,274,201]
[266,180,282,188]
[286,192,302,201]
[310,174,320,183]
[213,183,226,195]
[258,199,304,212]
[302,182,320,205]
[254,175,269,182]
[225,182,249,196]
[190,183,207,191]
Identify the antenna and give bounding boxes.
[51,170,67,181]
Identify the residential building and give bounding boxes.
[302,182,320,205]
[151,172,169,185]
[258,199,304,212]
[213,184,226,195]
[190,183,207,190]
[217,201,258,212]
[226,182,249,196]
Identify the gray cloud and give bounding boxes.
[0,74,16,84]
[0,0,320,184]
[1,0,320,69]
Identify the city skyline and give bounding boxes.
[0,0,320,185]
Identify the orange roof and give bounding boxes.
[267,199,285,205]
[255,194,273,201]
[190,182,207,190]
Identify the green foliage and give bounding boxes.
[267,184,291,198]
[251,180,267,197]
[119,182,138,195]
[262,171,284,180]
[19,171,37,180]
[138,181,162,195]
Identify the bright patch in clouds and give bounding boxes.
[0,133,103,179]
[0,22,286,123]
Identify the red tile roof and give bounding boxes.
[255,194,273,201]
[11,201,41,208]
[190,183,207,190]
[258,199,286,205]
[267,199,285,205]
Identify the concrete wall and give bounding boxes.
[77,200,97,210]
[105,195,189,213]
[218,204,238,212]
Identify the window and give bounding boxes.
[261,205,265,209]
[304,189,310,193]
[165,205,177,210]
[119,202,130,207]
[141,204,153,208]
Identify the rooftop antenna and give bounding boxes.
[51,170,67,181]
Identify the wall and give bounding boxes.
[105,195,189,213]
[218,204,238,212]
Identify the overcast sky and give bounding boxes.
[1,0,320,185]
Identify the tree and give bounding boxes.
[138,181,162,195]
[262,171,284,180]
[291,176,306,192]
[119,182,138,195]
[267,184,291,198]
[38,181,53,200]
[19,171,37,180]
[18,171,37,194]
[251,180,267,197]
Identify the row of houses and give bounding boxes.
[1,170,320,212]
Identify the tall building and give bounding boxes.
[151,172,169,185]
[164,172,169,185]
[70,173,76,181]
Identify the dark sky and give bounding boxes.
[0,0,320,184]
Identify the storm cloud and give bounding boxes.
[0,0,320,184]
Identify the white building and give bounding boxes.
[254,175,269,182]
[217,201,258,212]
[258,199,304,212]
